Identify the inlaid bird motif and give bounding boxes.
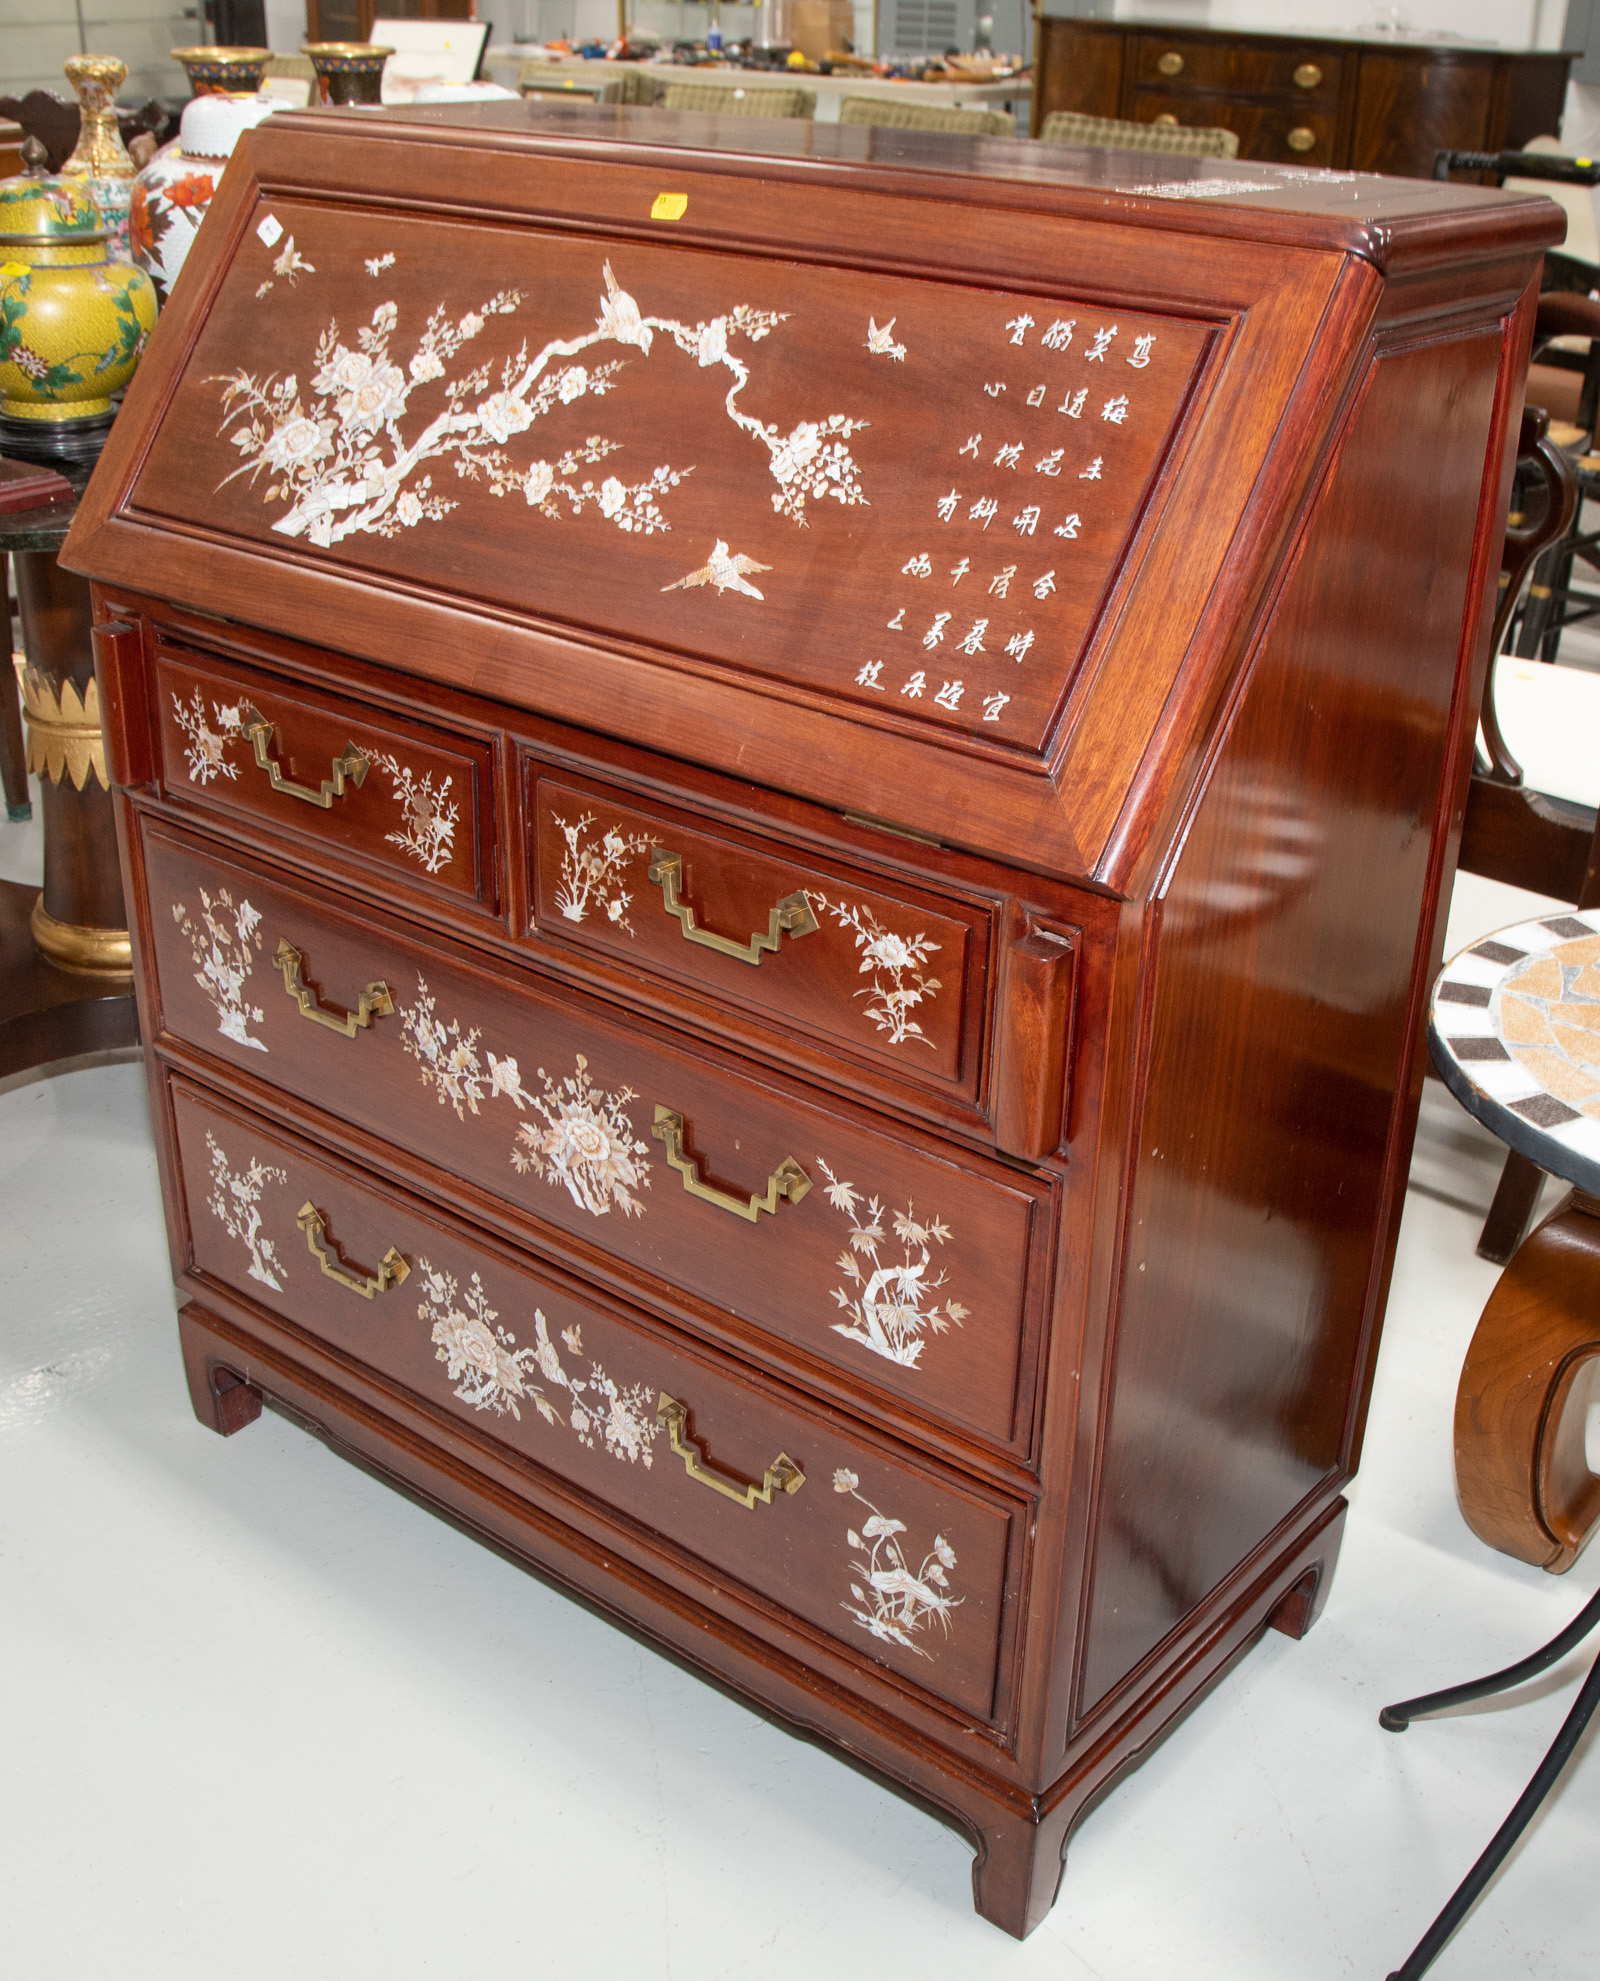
[866,316,907,361]
[661,540,773,601]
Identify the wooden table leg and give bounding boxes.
[0,553,29,820]
[1455,1189,1600,1572]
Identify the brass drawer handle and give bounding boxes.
[651,1107,811,1223]
[657,1393,805,1508]
[647,847,818,966]
[1293,62,1322,90]
[242,703,367,809]
[1152,113,1178,127]
[1156,49,1183,76]
[1287,126,1317,153]
[296,1202,410,1298]
[275,940,394,1036]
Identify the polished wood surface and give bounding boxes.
[1456,1191,1600,1572]
[1032,18,1571,178]
[62,106,1558,1934]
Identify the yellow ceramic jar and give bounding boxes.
[0,165,157,422]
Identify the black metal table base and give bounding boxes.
[1380,1587,1600,1980]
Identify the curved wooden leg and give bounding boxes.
[179,1302,263,1437]
[1455,1190,1600,1572]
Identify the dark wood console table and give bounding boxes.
[1031,16,1572,178]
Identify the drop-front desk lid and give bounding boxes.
[64,104,1560,887]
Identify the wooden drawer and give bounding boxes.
[1131,93,1337,164]
[167,1077,1023,1721]
[153,641,499,916]
[1132,34,1231,93]
[526,765,986,1098]
[140,818,1054,1456]
[1133,35,1341,103]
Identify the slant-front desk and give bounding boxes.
[64,105,1558,1934]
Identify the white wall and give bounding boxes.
[1,0,205,102]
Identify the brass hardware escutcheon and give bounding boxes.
[657,1393,805,1509]
[647,848,818,965]
[1152,112,1178,126]
[296,1202,410,1298]
[651,1107,811,1222]
[1293,61,1322,89]
[1157,49,1183,75]
[1287,126,1317,153]
[275,940,394,1036]
[242,703,367,808]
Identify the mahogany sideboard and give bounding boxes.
[62,105,1559,1935]
[1031,15,1573,177]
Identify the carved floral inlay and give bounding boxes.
[210,261,869,558]
[397,979,651,1220]
[815,1160,969,1369]
[507,1054,651,1220]
[806,893,942,1048]
[364,751,458,875]
[171,688,247,786]
[833,1469,960,1658]
[205,1131,287,1288]
[417,1259,657,1463]
[552,810,654,933]
[172,887,267,1051]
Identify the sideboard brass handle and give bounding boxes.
[657,1393,805,1509]
[296,1202,410,1299]
[1287,126,1317,153]
[651,1107,811,1223]
[1156,49,1183,76]
[242,703,367,808]
[275,940,393,1036]
[647,847,818,966]
[1293,62,1323,90]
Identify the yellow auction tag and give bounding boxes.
[651,192,689,221]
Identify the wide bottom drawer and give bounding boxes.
[168,1075,1024,1724]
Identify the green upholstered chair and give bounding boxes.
[1039,110,1239,158]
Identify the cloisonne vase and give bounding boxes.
[58,54,137,261]
[130,92,284,301]
[169,45,274,96]
[0,144,157,435]
[303,43,395,105]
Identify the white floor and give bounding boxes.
[3,743,1600,1977]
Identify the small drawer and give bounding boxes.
[141,820,1054,1457]
[526,766,985,1096]
[1235,47,1340,100]
[154,642,499,914]
[1133,34,1229,92]
[169,1078,1023,1722]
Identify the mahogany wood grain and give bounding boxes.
[1078,327,1508,1719]
[62,115,1556,1934]
[1455,1190,1600,1573]
[169,1071,1025,1719]
[137,816,1057,1463]
[154,641,498,916]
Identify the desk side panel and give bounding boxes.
[1074,319,1512,1720]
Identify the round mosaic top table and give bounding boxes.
[1429,906,1600,1197]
